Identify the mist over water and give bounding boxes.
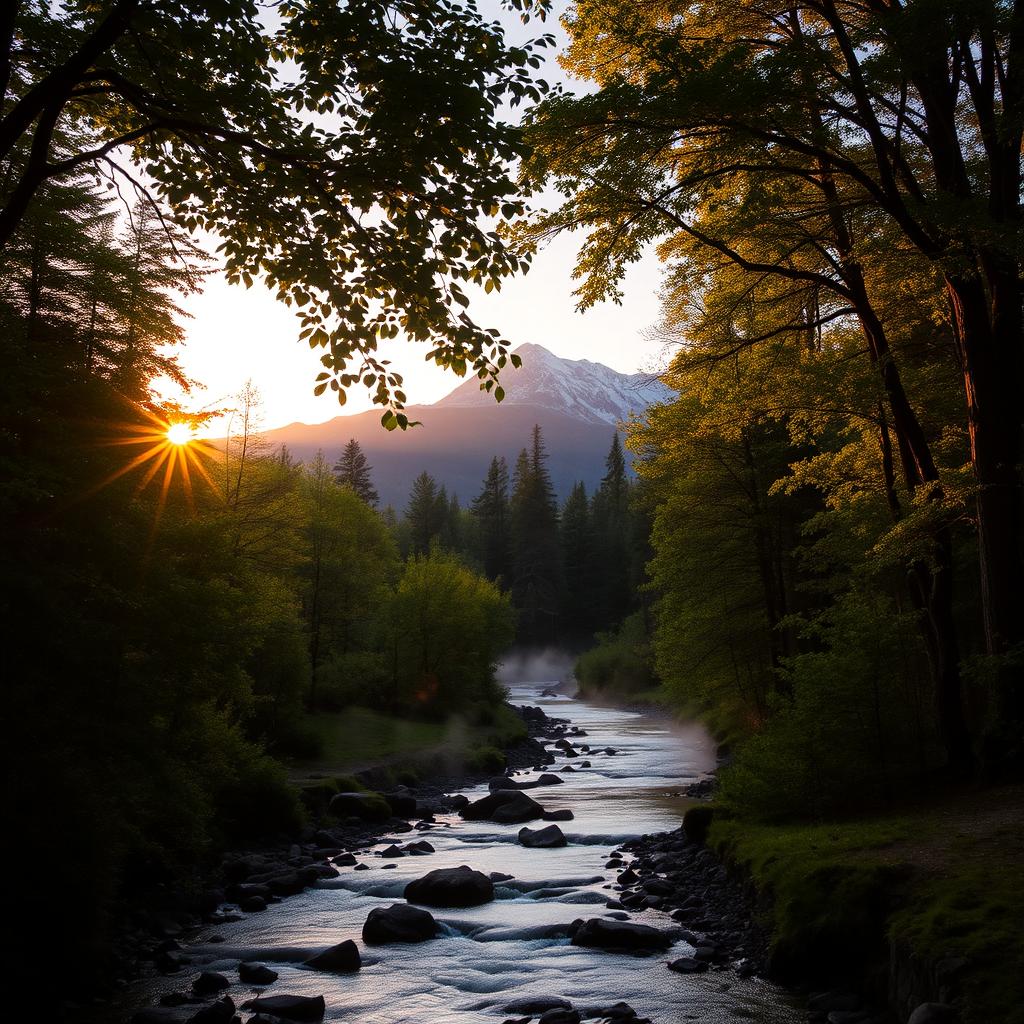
[124,683,803,1024]
[496,649,577,688]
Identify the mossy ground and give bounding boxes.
[711,785,1024,1024]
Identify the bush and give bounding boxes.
[465,745,507,774]
[575,612,656,695]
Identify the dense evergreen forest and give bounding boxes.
[3,1,1024,1022]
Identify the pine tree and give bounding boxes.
[406,471,443,555]
[511,426,563,643]
[333,438,379,507]
[592,432,632,626]
[561,481,597,637]
[471,456,512,582]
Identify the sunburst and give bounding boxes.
[90,405,220,519]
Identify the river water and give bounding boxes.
[130,684,804,1023]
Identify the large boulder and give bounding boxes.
[459,790,545,823]
[404,865,495,907]
[908,1006,959,1024]
[362,903,437,945]
[383,790,418,816]
[328,792,390,821]
[535,773,564,786]
[488,775,526,791]
[304,939,361,973]
[518,825,568,848]
[570,918,673,953]
[243,995,326,1021]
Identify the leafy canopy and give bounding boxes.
[2,0,555,423]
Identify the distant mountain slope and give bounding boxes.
[436,342,671,425]
[265,345,669,508]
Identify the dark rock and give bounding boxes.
[403,840,435,855]
[560,765,576,773]
[581,1003,640,1020]
[405,865,495,907]
[384,791,418,816]
[603,747,617,755]
[808,993,861,1013]
[907,1006,959,1024]
[354,863,369,870]
[488,775,526,790]
[304,938,361,973]
[268,872,306,897]
[543,809,574,821]
[155,951,186,973]
[519,824,568,848]
[617,868,639,885]
[238,962,278,985]
[489,871,515,882]
[244,994,326,1021]
[379,844,405,858]
[536,773,564,786]
[192,971,230,995]
[362,903,437,944]
[578,761,592,768]
[539,1010,580,1024]
[505,997,572,1014]
[187,997,235,1024]
[332,853,357,866]
[239,896,267,913]
[328,792,389,821]
[682,805,715,845]
[571,918,673,952]
[460,790,545,823]
[667,957,708,974]
[449,794,470,810]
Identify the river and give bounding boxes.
[128,682,805,1023]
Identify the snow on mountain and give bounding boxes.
[435,342,672,425]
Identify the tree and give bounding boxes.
[560,480,596,637]
[471,455,512,582]
[333,438,379,507]
[510,425,563,642]
[522,0,1013,767]
[405,470,443,555]
[591,433,631,626]
[2,0,555,418]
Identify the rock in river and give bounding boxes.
[405,865,495,907]
[243,994,326,1021]
[186,998,235,1024]
[304,938,361,973]
[571,918,673,953]
[362,903,438,944]
[238,962,278,984]
[518,824,568,848]
[459,790,545,823]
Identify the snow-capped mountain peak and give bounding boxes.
[434,342,671,425]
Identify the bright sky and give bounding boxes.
[157,2,669,433]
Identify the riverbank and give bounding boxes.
[88,701,565,1022]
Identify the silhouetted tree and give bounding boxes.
[333,438,379,507]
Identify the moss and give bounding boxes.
[711,799,1024,1023]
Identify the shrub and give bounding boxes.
[575,612,656,696]
[465,745,507,774]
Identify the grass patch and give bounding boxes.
[711,787,1024,1023]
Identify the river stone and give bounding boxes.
[403,839,435,855]
[460,790,545,823]
[328,792,388,821]
[243,994,326,1021]
[186,997,235,1024]
[405,865,495,907]
[543,809,574,821]
[380,844,405,858]
[582,1004,641,1021]
[539,1010,580,1024]
[578,760,592,768]
[192,971,230,995]
[362,903,437,944]
[304,938,361,973]
[519,824,568,848]
[616,867,639,885]
[383,791,417,816]
[571,918,673,952]
[488,775,526,790]
[667,956,707,974]
[536,773,564,785]
[238,962,278,984]
[505,997,572,1014]
[239,895,267,912]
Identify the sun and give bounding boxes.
[166,422,194,446]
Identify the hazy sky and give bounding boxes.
[158,2,669,432]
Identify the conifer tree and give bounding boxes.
[333,438,379,507]
[406,471,443,555]
[511,426,563,642]
[561,481,597,637]
[592,433,632,625]
[471,456,513,582]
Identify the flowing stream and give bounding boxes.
[131,683,805,1023]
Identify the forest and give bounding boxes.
[3,2,1023,1024]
